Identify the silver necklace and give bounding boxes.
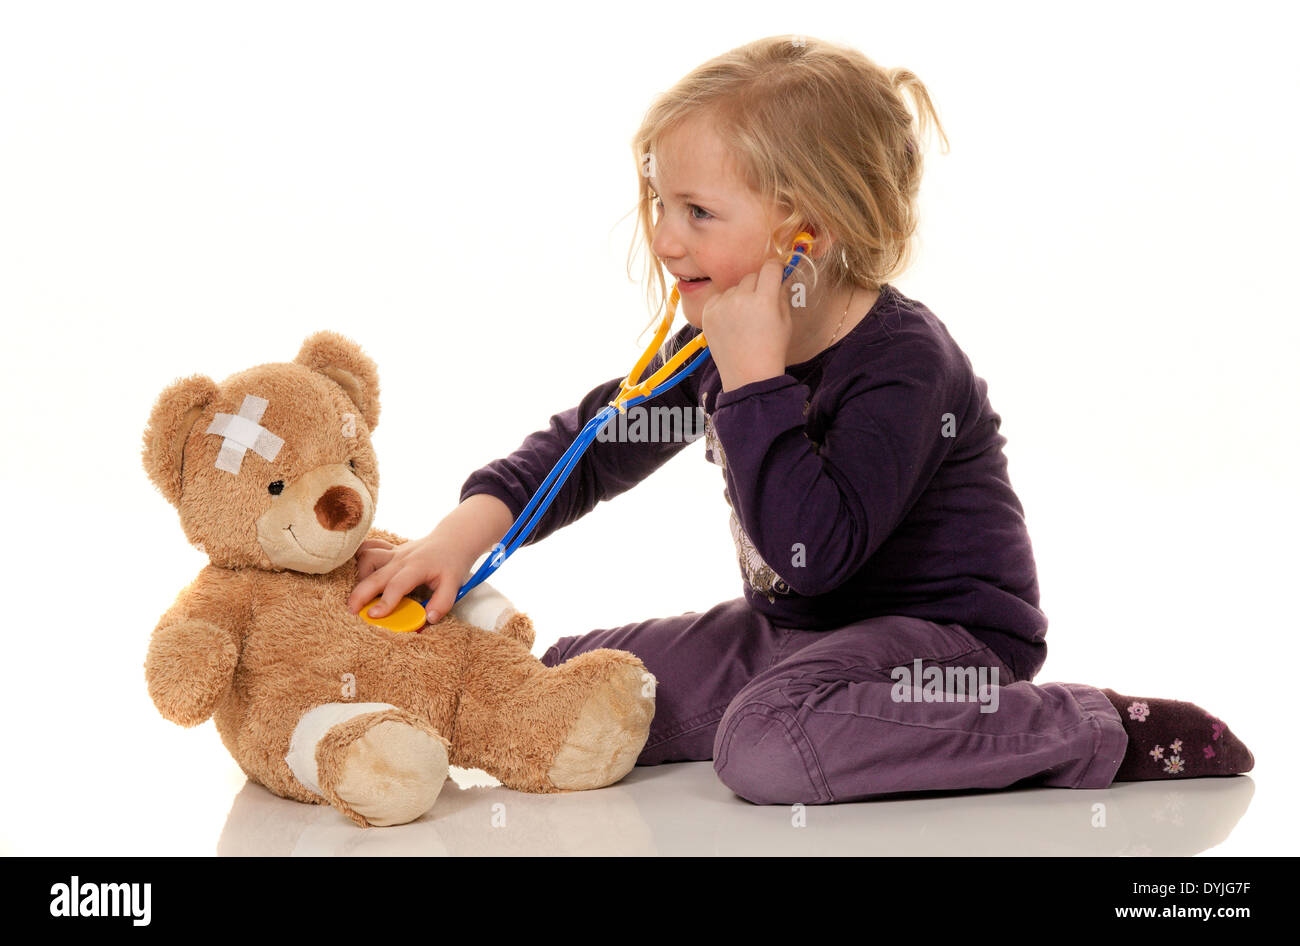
[828,288,856,346]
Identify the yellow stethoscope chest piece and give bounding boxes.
[359,596,427,633]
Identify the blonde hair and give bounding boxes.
[625,35,949,358]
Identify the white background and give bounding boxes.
[1,0,1296,855]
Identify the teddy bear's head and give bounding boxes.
[142,332,381,573]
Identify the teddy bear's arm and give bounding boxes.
[145,564,252,727]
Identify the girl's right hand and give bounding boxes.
[347,529,478,623]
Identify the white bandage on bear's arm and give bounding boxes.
[450,581,517,631]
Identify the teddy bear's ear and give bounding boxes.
[294,331,380,432]
[142,374,220,508]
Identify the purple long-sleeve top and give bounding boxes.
[460,283,1048,680]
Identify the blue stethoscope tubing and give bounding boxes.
[448,245,811,604]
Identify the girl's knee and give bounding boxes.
[712,701,829,805]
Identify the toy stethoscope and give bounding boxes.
[361,232,815,633]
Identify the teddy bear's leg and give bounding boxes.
[451,646,655,794]
[542,652,655,792]
[286,702,450,827]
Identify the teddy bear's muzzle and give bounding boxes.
[254,463,375,573]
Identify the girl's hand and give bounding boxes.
[701,257,791,392]
[348,495,515,625]
[347,530,477,624]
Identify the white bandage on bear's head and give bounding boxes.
[205,394,284,474]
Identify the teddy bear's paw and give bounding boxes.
[318,713,450,827]
[498,611,534,649]
[145,619,240,727]
[546,660,655,791]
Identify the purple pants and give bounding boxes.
[540,598,1128,804]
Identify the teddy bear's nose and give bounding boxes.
[315,485,364,532]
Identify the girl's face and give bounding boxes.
[648,117,792,328]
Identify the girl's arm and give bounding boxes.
[710,331,972,597]
[459,323,704,546]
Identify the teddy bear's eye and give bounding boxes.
[268,480,285,496]
[348,459,356,470]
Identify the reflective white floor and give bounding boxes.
[218,763,1254,857]
[207,764,1252,857]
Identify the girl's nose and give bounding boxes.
[651,222,684,265]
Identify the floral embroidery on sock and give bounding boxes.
[1108,692,1252,781]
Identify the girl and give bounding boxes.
[348,36,1252,804]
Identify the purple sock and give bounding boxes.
[1101,689,1254,781]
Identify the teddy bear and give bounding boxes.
[141,331,656,827]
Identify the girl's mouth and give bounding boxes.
[679,277,710,293]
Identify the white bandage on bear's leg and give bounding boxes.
[286,702,397,797]
[450,581,518,631]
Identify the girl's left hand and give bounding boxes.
[701,257,791,392]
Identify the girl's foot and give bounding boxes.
[1100,689,1254,782]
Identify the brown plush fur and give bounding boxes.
[142,332,655,826]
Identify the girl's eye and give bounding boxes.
[651,195,710,221]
